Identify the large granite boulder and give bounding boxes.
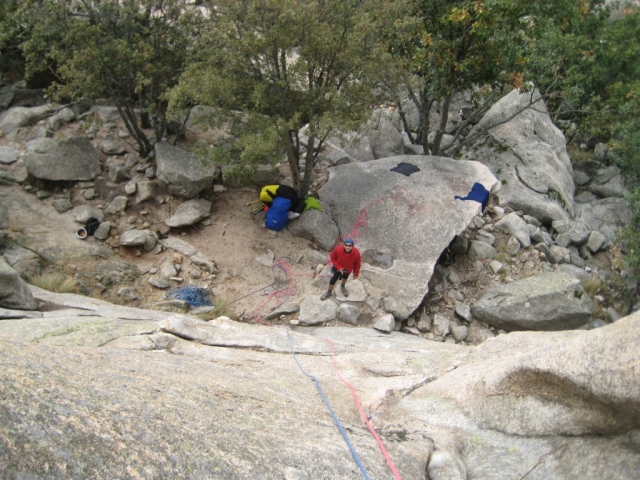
[0,184,113,268]
[0,104,55,134]
[462,89,575,225]
[386,312,640,437]
[334,107,405,162]
[471,271,593,331]
[318,155,499,313]
[368,107,405,160]
[164,198,211,228]
[0,257,37,310]
[24,137,101,181]
[155,142,216,198]
[1,289,638,479]
[287,209,339,251]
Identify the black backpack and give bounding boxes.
[85,217,101,236]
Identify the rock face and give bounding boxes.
[288,209,340,251]
[155,141,216,198]
[333,107,405,162]
[24,137,102,181]
[0,257,37,310]
[0,289,638,479]
[463,89,575,225]
[319,155,499,312]
[0,104,55,134]
[388,312,640,437]
[471,271,593,331]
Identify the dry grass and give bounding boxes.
[31,273,77,293]
[581,277,602,297]
[195,297,238,321]
[567,142,592,164]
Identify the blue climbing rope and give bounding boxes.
[285,328,370,480]
[166,285,212,308]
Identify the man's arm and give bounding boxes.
[353,251,362,278]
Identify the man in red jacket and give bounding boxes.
[321,238,361,300]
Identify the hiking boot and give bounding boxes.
[340,284,348,297]
[320,290,332,301]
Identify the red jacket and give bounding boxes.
[330,245,362,277]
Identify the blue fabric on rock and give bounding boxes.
[454,182,490,211]
[390,162,420,176]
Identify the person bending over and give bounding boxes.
[321,238,361,300]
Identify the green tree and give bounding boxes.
[19,0,204,157]
[384,0,610,157]
[383,0,521,155]
[0,0,33,84]
[594,7,640,303]
[169,0,393,197]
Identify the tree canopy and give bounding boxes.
[383,0,613,157]
[17,0,204,156]
[168,0,393,197]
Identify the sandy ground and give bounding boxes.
[178,188,330,321]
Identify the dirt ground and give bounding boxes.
[162,188,330,321]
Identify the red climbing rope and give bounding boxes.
[251,258,296,325]
[233,257,402,477]
[325,339,403,480]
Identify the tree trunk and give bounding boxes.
[140,89,151,130]
[152,100,168,143]
[299,134,315,198]
[117,104,152,157]
[286,130,301,193]
[432,93,452,156]
[420,94,434,154]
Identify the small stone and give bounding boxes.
[149,276,170,289]
[489,261,504,274]
[454,303,472,322]
[373,313,395,333]
[451,325,469,342]
[124,181,137,194]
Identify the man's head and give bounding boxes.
[344,238,354,250]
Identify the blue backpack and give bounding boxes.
[265,197,291,231]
